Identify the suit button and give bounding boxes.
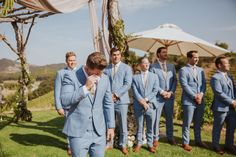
[89,116,92,119]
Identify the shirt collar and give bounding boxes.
[112,61,121,68]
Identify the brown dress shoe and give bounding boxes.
[153,140,159,148]
[133,145,142,152]
[182,144,192,151]
[168,139,177,145]
[67,148,72,156]
[195,141,208,148]
[213,147,224,155]
[148,146,156,153]
[121,147,129,155]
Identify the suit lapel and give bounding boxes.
[138,74,145,94]
[76,67,94,104]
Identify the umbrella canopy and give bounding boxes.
[128,23,229,57]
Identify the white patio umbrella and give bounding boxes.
[128,23,229,57]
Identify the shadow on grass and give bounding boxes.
[10,133,66,150]
[0,116,13,130]
[14,116,66,139]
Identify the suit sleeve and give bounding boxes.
[146,75,159,101]
[201,69,206,94]
[170,64,177,93]
[132,77,144,101]
[210,76,233,105]
[54,71,63,110]
[103,77,115,129]
[179,68,196,100]
[114,66,132,98]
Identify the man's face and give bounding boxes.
[140,58,150,71]
[188,53,199,66]
[86,67,103,77]
[66,56,77,69]
[111,50,121,64]
[158,49,168,60]
[219,58,230,72]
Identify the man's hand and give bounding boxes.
[232,100,236,108]
[85,75,97,90]
[195,93,203,105]
[57,108,65,116]
[106,128,115,142]
[112,94,118,102]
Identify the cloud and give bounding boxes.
[118,0,173,11]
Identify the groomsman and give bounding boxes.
[104,47,133,155]
[132,56,159,153]
[54,51,77,155]
[149,47,177,147]
[210,56,236,155]
[179,50,207,151]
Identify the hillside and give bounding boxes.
[0,58,66,81]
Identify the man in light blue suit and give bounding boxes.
[132,56,159,153]
[62,52,115,157]
[210,56,236,155]
[54,51,77,155]
[104,47,132,155]
[179,50,207,151]
[149,47,177,147]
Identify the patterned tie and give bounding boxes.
[192,66,197,79]
[112,65,117,79]
[162,63,167,79]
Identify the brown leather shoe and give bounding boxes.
[148,146,156,153]
[224,146,236,155]
[133,145,142,152]
[213,147,224,155]
[121,147,129,155]
[168,139,177,145]
[195,141,208,148]
[182,144,192,151]
[153,140,159,148]
[67,148,72,156]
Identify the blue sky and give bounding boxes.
[0,0,236,65]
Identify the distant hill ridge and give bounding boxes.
[0,58,66,73]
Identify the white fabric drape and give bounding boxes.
[17,0,88,13]
[17,0,110,59]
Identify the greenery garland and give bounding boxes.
[0,0,14,16]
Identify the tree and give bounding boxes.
[215,42,229,50]
[0,1,54,122]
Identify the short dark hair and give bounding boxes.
[156,47,167,57]
[86,52,107,70]
[110,47,121,55]
[215,56,227,69]
[186,50,198,58]
[138,56,149,64]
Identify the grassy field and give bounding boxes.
[0,110,235,157]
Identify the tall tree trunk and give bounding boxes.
[12,22,32,122]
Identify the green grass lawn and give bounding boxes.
[0,110,235,157]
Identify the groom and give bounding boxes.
[63,52,115,157]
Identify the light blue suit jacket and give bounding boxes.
[63,67,115,137]
[54,67,77,110]
[104,62,132,104]
[179,64,206,106]
[210,71,236,112]
[149,62,177,102]
[132,71,159,109]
